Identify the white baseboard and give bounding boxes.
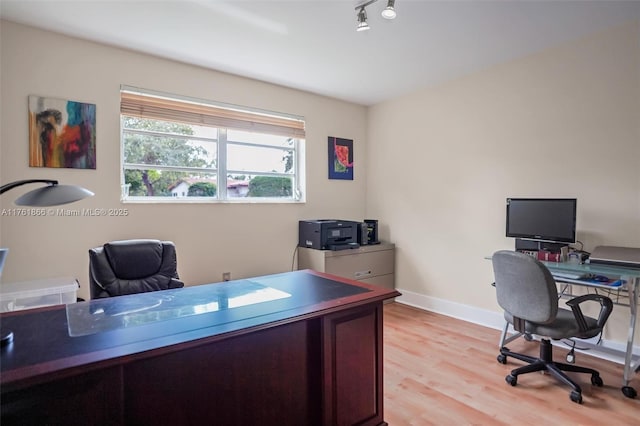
[396,288,506,330]
[395,288,640,365]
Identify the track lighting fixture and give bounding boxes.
[356,7,370,32]
[355,0,397,32]
[381,0,396,20]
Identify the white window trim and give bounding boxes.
[119,89,306,204]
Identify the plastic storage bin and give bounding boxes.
[0,277,78,312]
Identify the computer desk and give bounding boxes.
[497,260,640,399]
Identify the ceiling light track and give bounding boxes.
[355,0,396,32]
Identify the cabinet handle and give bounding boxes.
[354,270,372,279]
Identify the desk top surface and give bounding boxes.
[0,270,399,385]
[540,260,640,278]
[486,255,640,278]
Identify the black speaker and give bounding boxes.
[364,219,379,244]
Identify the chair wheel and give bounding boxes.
[523,333,533,341]
[570,391,583,404]
[506,374,517,386]
[497,354,507,364]
[591,374,603,387]
[622,386,637,398]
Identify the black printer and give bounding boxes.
[298,220,360,250]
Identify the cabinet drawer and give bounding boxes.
[325,250,394,280]
[360,274,395,290]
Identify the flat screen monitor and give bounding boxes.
[505,198,576,244]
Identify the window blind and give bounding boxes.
[120,88,305,139]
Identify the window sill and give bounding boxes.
[121,197,305,204]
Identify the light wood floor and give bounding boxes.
[383,303,639,425]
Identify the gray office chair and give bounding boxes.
[492,250,613,404]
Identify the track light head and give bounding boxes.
[381,0,396,20]
[356,7,370,32]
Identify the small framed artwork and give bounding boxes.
[28,95,96,169]
[328,136,353,180]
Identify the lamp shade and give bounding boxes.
[1,179,94,206]
[14,184,94,206]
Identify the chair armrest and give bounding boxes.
[565,294,614,331]
[169,277,185,288]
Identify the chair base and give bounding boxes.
[498,338,603,404]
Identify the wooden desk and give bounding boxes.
[1,270,400,426]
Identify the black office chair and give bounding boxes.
[89,239,184,299]
[492,250,613,404]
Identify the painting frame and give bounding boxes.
[28,95,96,169]
[328,136,354,180]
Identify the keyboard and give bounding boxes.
[552,271,586,280]
[551,272,625,287]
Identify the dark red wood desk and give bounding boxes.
[1,269,399,426]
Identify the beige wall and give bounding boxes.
[2,18,639,347]
[367,21,640,344]
[0,21,368,300]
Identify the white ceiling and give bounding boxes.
[2,1,639,105]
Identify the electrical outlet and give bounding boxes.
[222,272,231,281]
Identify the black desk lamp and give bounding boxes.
[0,179,94,205]
[0,179,94,346]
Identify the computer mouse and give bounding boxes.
[593,275,610,282]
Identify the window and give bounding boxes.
[120,86,305,202]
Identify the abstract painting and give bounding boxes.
[328,136,353,180]
[28,95,96,169]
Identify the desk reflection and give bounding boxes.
[66,281,291,337]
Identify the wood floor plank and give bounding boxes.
[383,303,639,425]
